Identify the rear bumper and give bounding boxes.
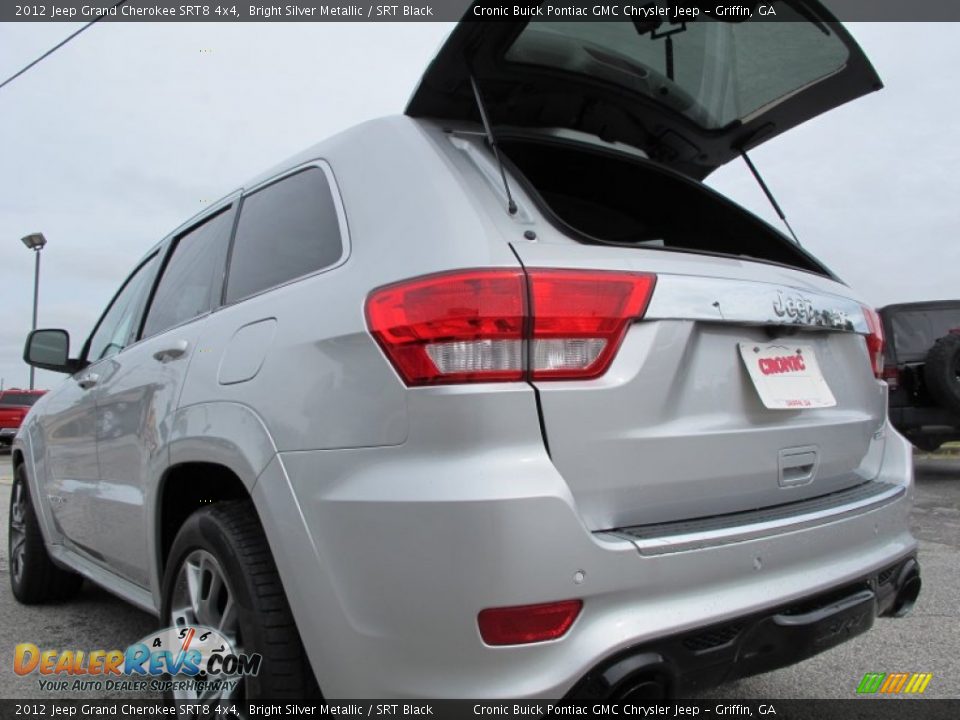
[252,412,917,699]
[567,557,921,699]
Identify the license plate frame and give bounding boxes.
[739,342,837,410]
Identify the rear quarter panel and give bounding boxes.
[177,116,524,453]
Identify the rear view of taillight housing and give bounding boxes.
[365,268,656,386]
[364,270,526,385]
[528,270,656,380]
[861,305,885,379]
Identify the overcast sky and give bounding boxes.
[1,21,957,391]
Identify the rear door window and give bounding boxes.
[141,208,234,339]
[86,253,161,362]
[225,167,344,304]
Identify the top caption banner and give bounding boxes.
[6,0,960,22]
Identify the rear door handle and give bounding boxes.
[153,340,189,363]
[77,373,99,390]
[778,446,819,487]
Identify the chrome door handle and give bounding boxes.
[77,373,99,390]
[153,340,189,363]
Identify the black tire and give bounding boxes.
[925,334,960,415]
[160,500,320,701]
[8,463,83,604]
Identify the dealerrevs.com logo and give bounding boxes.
[13,626,261,693]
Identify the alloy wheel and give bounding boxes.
[9,479,27,586]
[169,549,244,708]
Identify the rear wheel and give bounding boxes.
[925,334,960,415]
[8,464,83,604]
[160,500,320,706]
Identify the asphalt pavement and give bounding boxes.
[0,455,957,700]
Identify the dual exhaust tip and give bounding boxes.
[890,558,922,618]
[578,558,922,701]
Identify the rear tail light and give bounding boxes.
[861,305,885,379]
[365,269,656,386]
[365,270,525,385]
[528,270,657,380]
[478,599,583,645]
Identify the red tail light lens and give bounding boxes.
[478,599,583,646]
[364,270,526,385]
[529,270,657,380]
[365,269,656,385]
[861,305,885,379]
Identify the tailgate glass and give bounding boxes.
[506,13,850,129]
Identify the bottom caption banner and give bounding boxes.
[0,701,958,720]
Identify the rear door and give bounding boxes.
[511,240,886,530]
[408,0,881,178]
[415,2,888,530]
[92,203,236,586]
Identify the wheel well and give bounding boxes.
[157,463,250,574]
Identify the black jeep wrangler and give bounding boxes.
[879,301,960,452]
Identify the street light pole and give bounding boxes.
[20,233,47,391]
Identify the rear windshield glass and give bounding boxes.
[889,308,960,361]
[506,9,850,129]
[0,393,39,406]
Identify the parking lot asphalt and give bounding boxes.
[0,455,957,700]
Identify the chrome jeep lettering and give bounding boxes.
[773,290,816,323]
[772,290,852,329]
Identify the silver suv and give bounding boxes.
[10,5,920,701]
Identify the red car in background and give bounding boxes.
[0,389,45,452]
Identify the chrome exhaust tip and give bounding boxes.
[891,559,922,618]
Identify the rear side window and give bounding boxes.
[225,167,343,304]
[142,209,234,339]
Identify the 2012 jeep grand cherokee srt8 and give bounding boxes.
[11,3,920,701]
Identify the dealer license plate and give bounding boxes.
[739,342,837,410]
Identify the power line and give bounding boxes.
[0,0,128,93]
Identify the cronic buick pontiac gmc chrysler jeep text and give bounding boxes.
[10,3,921,702]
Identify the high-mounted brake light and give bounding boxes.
[478,599,582,646]
[861,305,885,379]
[365,269,656,386]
